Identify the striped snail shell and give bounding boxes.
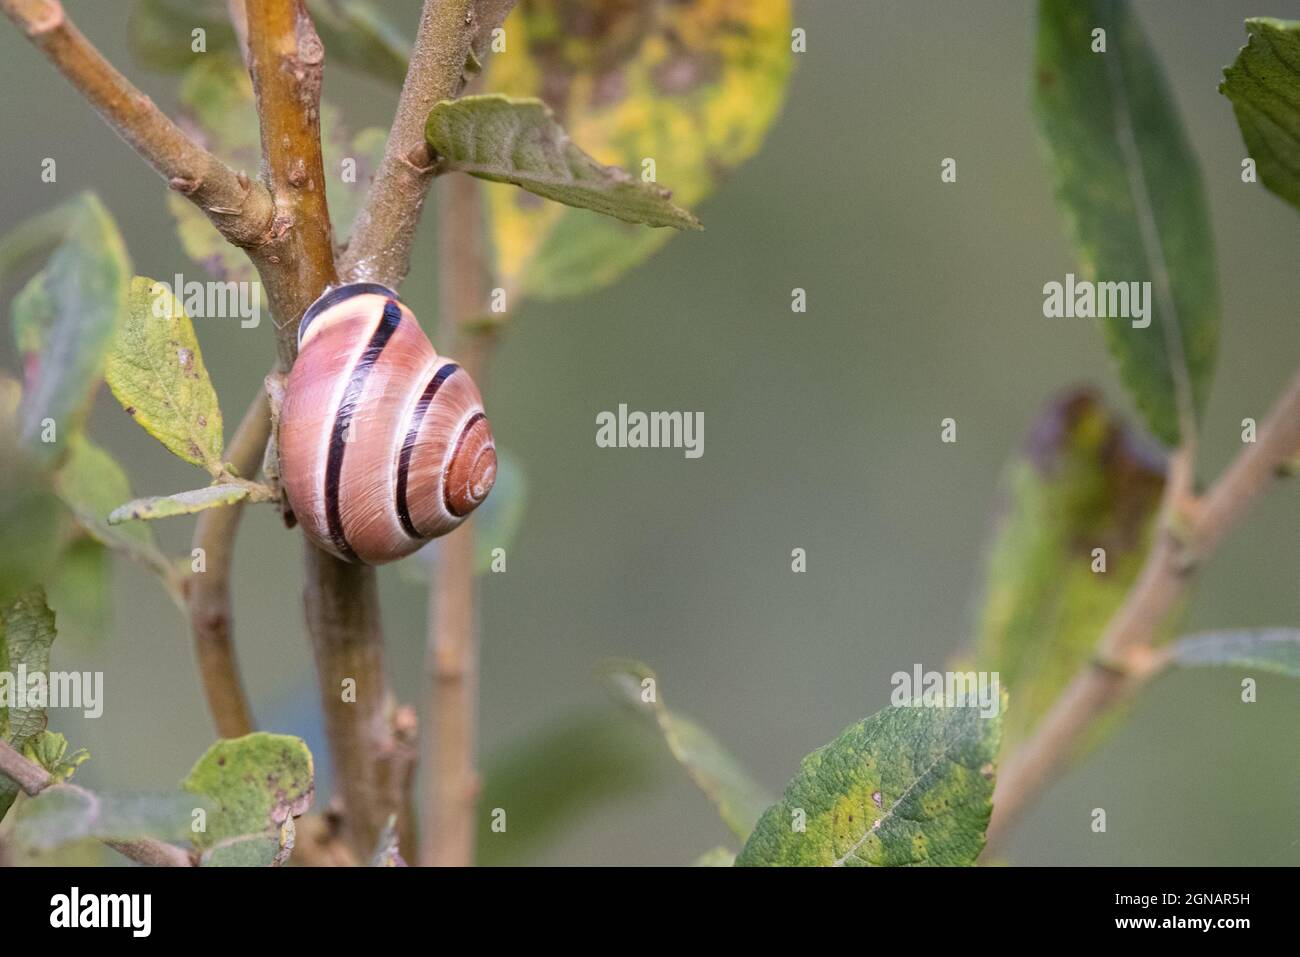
[279,282,496,565]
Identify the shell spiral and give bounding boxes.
[279,283,496,565]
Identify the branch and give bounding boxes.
[0,0,274,248]
[339,0,506,286]
[987,367,1300,848]
[184,387,271,739]
[422,173,499,866]
[0,740,193,866]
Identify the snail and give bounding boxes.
[278,282,496,565]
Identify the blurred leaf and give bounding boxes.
[22,731,89,783]
[1033,0,1218,446]
[427,95,703,230]
[601,658,771,842]
[130,0,410,84]
[309,0,410,85]
[182,733,314,867]
[973,388,1165,746]
[324,125,389,240]
[736,695,1005,867]
[109,484,252,525]
[106,277,225,474]
[693,846,736,866]
[42,537,109,643]
[56,435,172,577]
[12,784,198,853]
[0,588,57,822]
[128,0,238,72]
[476,711,665,866]
[486,0,792,300]
[0,380,62,604]
[1171,629,1300,677]
[3,194,130,464]
[1221,19,1300,213]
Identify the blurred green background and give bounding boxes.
[1,0,1297,865]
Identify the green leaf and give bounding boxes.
[108,484,251,525]
[0,383,62,603]
[309,0,410,86]
[1033,0,1219,446]
[736,696,1005,867]
[22,731,90,783]
[4,194,131,463]
[427,95,703,231]
[105,276,225,474]
[1170,629,1300,677]
[601,659,771,842]
[182,733,314,867]
[485,0,792,301]
[1221,19,1300,212]
[42,537,109,643]
[55,435,172,577]
[0,588,58,821]
[476,711,665,866]
[11,784,197,852]
[972,389,1165,746]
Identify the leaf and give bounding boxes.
[426,95,703,230]
[105,276,225,474]
[1170,629,1300,677]
[476,711,666,866]
[736,696,1005,867]
[972,390,1165,747]
[601,659,771,842]
[0,381,62,604]
[55,435,171,577]
[1033,0,1219,446]
[485,0,793,300]
[308,0,410,86]
[1221,19,1300,213]
[0,588,57,821]
[22,730,90,782]
[128,0,239,72]
[182,733,314,867]
[108,484,252,525]
[42,537,109,643]
[4,194,131,463]
[11,784,200,853]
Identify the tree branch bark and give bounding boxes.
[0,0,275,248]
[987,367,1300,849]
[185,387,271,739]
[0,740,193,866]
[422,173,499,866]
[340,0,490,286]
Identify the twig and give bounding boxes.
[185,387,271,739]
[339,0,482,286]
[0,741,193,866]
[0,0,274,249]
[987,367,1300,848]
[423,173,499,866]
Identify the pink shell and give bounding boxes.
[279,286,495,564]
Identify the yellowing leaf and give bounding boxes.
[485,0,793,300]
[108,484,252,525]
[105,277,225,474]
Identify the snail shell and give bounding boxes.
[279,282,496,564]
